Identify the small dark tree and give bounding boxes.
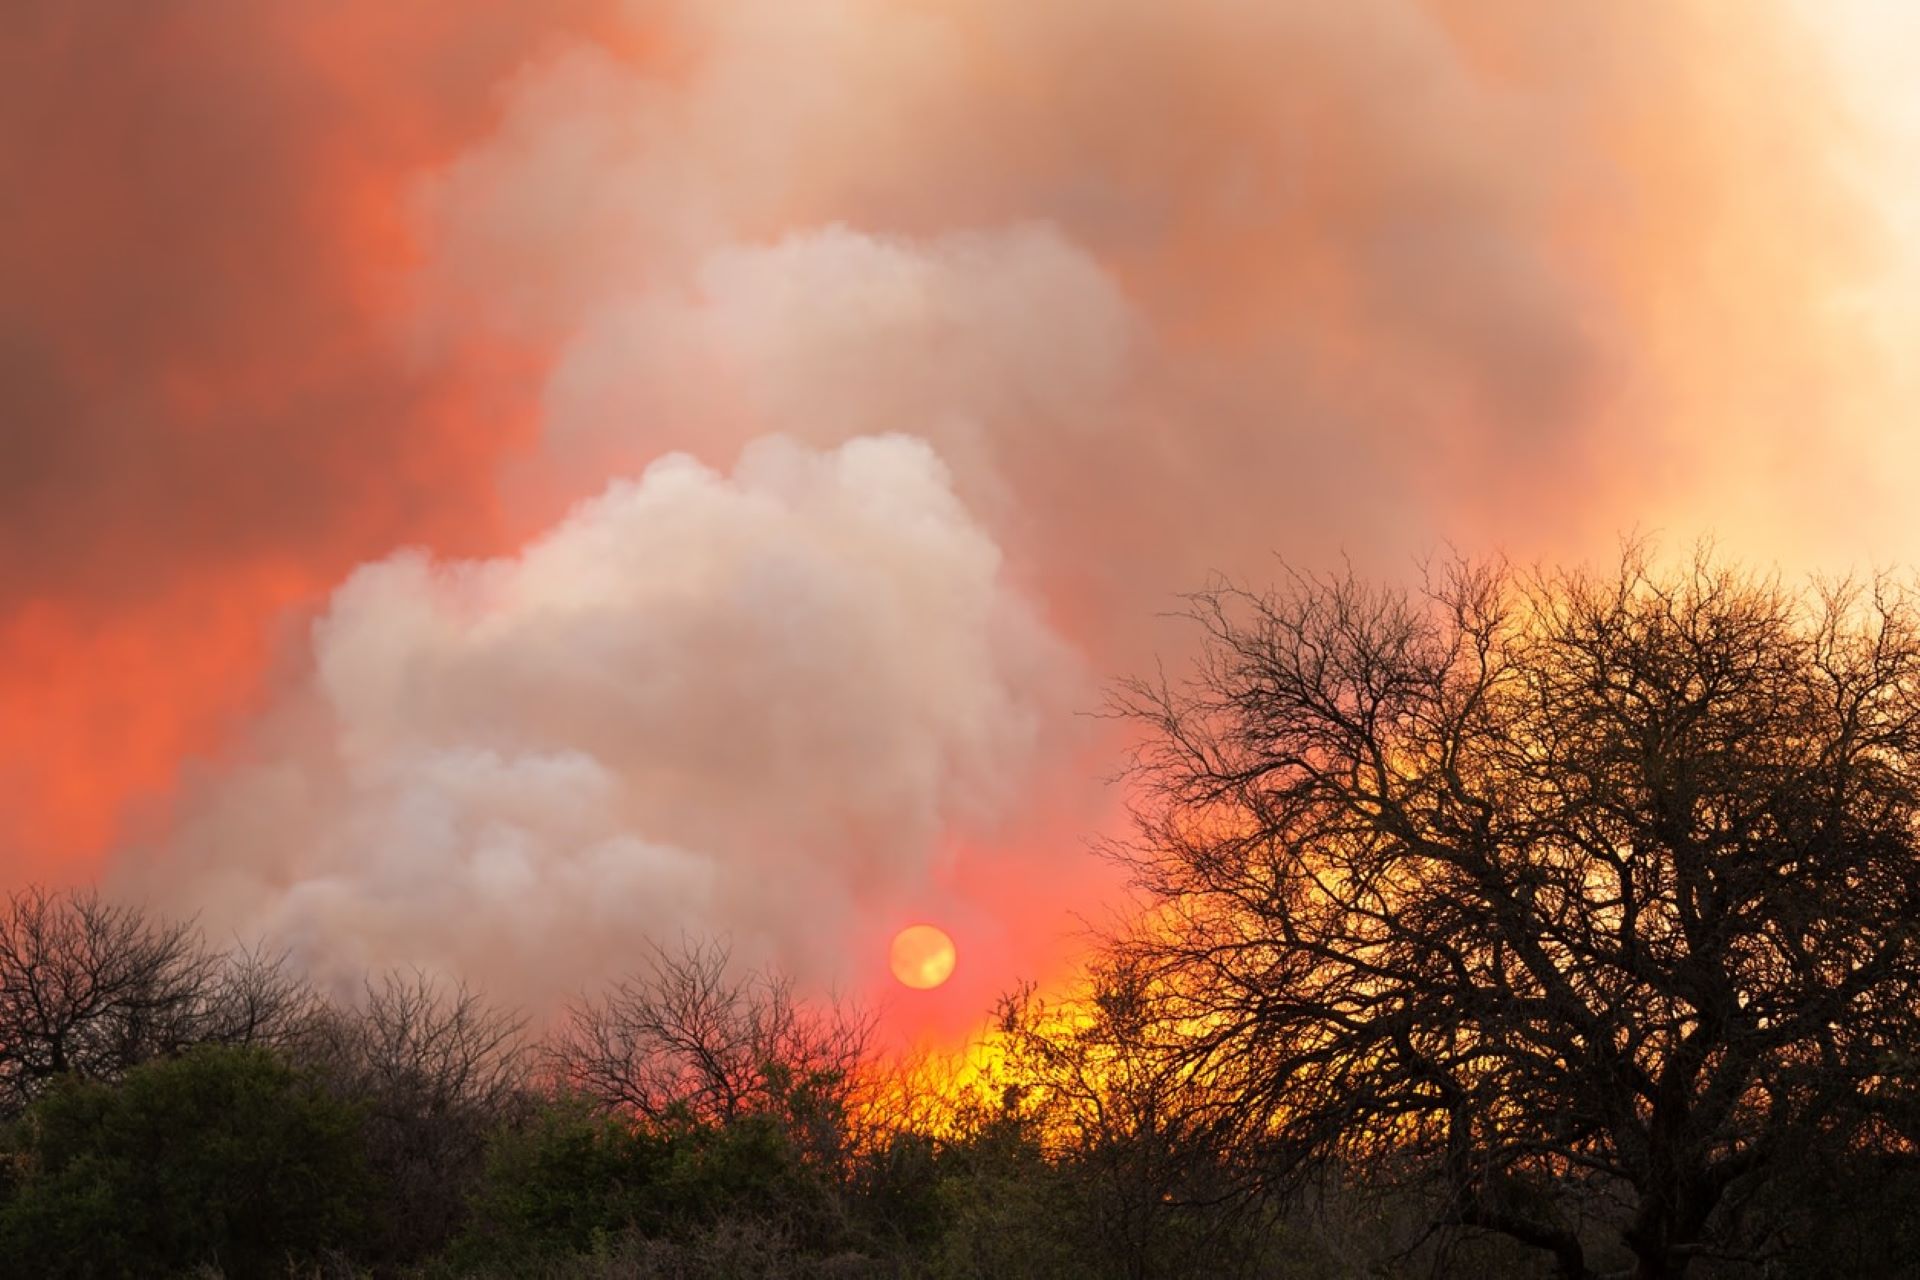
[991,973,1265,1280]
[552,939,872,1169]
[299,971,528,1263]
[0,888,313,1118]
[1111,549,1920,1279]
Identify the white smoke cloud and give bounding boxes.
[409,0,1626,636]
[119,0,1890,1021]
[131,435,1084,1006]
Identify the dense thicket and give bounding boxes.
[4,554,1919,1278]
[0,893,1336,1278]
[0,1045,370,1277]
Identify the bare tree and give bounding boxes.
[316,971,529,1118]
[0,887,313,1116]
[298,971,529,1260]
[553,939,873,1164]
[1109,549,1920,1280]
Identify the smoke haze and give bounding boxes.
[124,433,1085,1015]
[3,1,1915,1031]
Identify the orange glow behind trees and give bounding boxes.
[5,0,1920,1055]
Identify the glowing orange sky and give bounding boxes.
[4,0,1918,1038]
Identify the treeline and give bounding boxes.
[0,890,1908,1279]
[13,553,1920,1278]
[0,888,1326,1279]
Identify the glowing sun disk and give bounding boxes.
[890,924,957,989]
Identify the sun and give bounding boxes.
[889,924,957,990]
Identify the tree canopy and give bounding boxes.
[1109,550,1920,1279]
[0,1044,370,1277]
[5,550,1920,1277]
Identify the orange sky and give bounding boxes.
[4,0,1917,1038]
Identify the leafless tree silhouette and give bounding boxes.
[1109,548,1920,1280]
[300,971,529,1259]
[553,939,873,1166]
[0,887,313,1116]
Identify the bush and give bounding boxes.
[452,1096,675,1268]
[455,1094,874,1273]
[0,1044,370,1278]
[297,973,528,1266]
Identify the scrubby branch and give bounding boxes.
[1107,548,1920,1279]
[0,887,314,1116]
[552,939,873,1165]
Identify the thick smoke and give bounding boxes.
[0,0,621,878]
[414,0,1888,658]
[130,436,1084,1012]
[45,1,1909,1022]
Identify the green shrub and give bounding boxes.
[0,1044,370,1278]
[451,1096,674,1268]
[454,1096,870,1272]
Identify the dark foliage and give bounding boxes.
[551,939,873,1168]
[1108,549,1920,1278]
[0,888,314,1118]
[299,972,530,1266]
[4,551,1920,1278]
[0,1044,370,1278]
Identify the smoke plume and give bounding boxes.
[128,436,1083,1013]
[1,1,1907,1028]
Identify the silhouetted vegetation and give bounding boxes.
[4,552,1920,1277]
[1101,549,1920,1278]
[0,1044,371,1277]
[0,886,313,1116]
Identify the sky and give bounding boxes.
[4,1,1918,1040]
